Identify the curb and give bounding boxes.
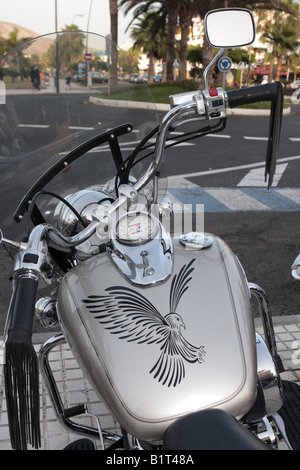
[89,95,169,111]
[89,96,292,116]
[227,106,291,116]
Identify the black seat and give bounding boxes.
[163,409,271,450]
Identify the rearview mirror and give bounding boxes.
[205,8,255,48]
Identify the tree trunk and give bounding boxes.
[166,8,178,81]
[275,54,283,82]
[109,0,118,93]
[148,51,155,83]
[268,58,275,82]
[179,16,190,81]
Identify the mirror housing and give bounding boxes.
[205,8,255,48]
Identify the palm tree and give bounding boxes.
[120,0,181,80]
[130,11,167,82]
[5,27,32,52]
[259,9,300,81]
[0,34,6,57]
[4,28,32,78]
[43,30,85,70]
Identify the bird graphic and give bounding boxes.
[82,258,206,387]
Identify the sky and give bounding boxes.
[0,0,133,46]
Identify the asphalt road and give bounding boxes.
[0,93,300,335]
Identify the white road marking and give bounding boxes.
[204,134,231,138]
[205,188,270,211]
[237,163,288,187]
[276,188,300,204]
[18,124,50,128]
[167,155,300,181]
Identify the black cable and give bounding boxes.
[26,190,88,238]
[123,119,227,173]
[114,125,159,196]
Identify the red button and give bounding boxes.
[209,88,218,97]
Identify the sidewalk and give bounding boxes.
[0,315,299,450]
[4,77,98,96]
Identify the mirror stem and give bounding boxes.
[202,48,225,91]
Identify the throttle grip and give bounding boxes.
[227,82,283,109]
[8,275,38,336]
[4,273,41,449]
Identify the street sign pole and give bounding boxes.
[84,52,92,90]
[238,62,248,88]
[173,59,180,81]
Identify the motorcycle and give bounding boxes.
[1,8,300,451]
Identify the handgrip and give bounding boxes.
[4,273,41,449]
[227,82,283,109]
[9,275,38,337]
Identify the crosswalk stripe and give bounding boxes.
[205,188,270,211]
[166,187,300,212]
[237,163,288,187]
[276,188,300,204]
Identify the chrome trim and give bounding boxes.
[203,48,225,90]
[38,334,121,444]
[35,297,58,329]
[256,333,283,416]
[108,218,173,287]
[133,100,199,193]
[53,187,113,237]
[180,232,213,250]
[254,417,277,446]
[291,253,300,280]
[272,412,293,450]
[249,283,282,369]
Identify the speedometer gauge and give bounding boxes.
[115,213,158,244]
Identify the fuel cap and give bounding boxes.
[179,232,213,249]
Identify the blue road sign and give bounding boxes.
[218,57,232,72]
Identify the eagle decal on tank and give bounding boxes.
[82,259,206,387]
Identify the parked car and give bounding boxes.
[91,71,107,83]
[128,73,139,83]
[141,74,148,83]
[129,73,148,84]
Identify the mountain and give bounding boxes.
[0,22,53,57]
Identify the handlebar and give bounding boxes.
[226,82,284,109]
[227,82,283,188]
[5,83,283,256]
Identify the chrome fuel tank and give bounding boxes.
[57,235,257,441]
